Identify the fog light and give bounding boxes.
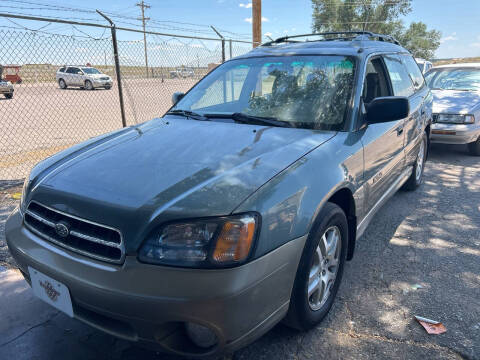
[185,322,218,348]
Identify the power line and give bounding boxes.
[2,0,251,39]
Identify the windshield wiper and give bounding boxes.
[166,109,208,121]
[205,112,292,127]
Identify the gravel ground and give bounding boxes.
[0,143,479,359]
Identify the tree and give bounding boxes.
[311,0,441,59]
[394,22,441,59]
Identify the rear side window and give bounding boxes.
[401,55,425,91]
[59,67,66,72]
[66,67,80,74]
[383,55,415,97]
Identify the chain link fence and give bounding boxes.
[0,14,252,181]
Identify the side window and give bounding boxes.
[66,67,78,74]
[401,55,425,91]
[362,57,391,104]
[383,55,415,97]
[59,67,66,73]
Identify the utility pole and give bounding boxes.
[252,0,261,47]
[136,1,150,78]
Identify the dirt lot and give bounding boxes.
[0,143,479,360]
[0,78,197,180]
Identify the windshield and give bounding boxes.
[425,68,480,91]
[172,55,356,130]
[82,67,101,74]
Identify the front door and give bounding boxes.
[361,57,408,212]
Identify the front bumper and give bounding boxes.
[92,80,112,88]
[6,209,305,358]
[0,86,14,94]
[431,122,480,144]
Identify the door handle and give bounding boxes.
[396,125,404,135]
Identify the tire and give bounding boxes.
[85,80,93,90]
[58,79,67,89]
[403,132,427,191]
[467,137,480,156]
[286,202,348,331]
[104,85,111,90]
[5,93,13,99]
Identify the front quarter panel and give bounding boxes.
[233,132,365,258]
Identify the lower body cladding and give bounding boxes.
[430,122,480,144]
[5,210,306,358]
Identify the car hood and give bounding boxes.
[432,89,480,113]
[29,117,334,251]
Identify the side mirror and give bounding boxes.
[172,92,185,105]
[366,97,409,124]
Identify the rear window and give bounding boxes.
[58,67,66,73]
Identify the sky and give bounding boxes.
[0,0,479,59]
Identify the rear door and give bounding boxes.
[65,67,79,86]
[361,56,407,211]
[398,54,430,166]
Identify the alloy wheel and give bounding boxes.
[307,226,341,311]
[415,138,426,182]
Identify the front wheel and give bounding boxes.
[5,93,13,99]
[467,137,480,156]
[85,80,93,90]
[286,202,347,331]
[104,85,111,90]
[403,132,427,191]
[58,79,67,89]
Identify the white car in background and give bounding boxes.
[56,66,113,90]
[425,62,480,155]
[415,58,433,74]
[0,79,14,99]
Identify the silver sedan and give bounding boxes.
[426,63,480,155]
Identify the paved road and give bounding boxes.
[0,143,479,360]
[0,79,196,180]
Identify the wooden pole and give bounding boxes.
[252,0,261,47]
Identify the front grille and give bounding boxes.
[432,114,439,123]
[24,201,124,264]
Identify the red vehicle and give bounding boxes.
[1,65,22,84]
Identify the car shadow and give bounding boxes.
[57,87,112,91]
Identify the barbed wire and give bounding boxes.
[1,0,252,40]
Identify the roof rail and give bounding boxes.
[262,31,401,47]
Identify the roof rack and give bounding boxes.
[262,31,400,47]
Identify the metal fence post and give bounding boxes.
[96,10,127,128]
[210,25,225,63]
[229,39,233,59]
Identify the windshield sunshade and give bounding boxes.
[172,55,356,130]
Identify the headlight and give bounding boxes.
[436,114,475,124]
[20,174,30,213]
[138,213,259,267]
